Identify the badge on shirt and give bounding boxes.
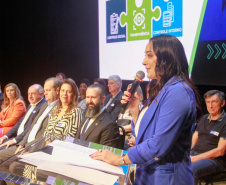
[32,110,36,113]
[210,130,219,136]
[57,122,65,127]
[111,103,115,107]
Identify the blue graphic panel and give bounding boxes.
[152,0,183,37]
[106,0,126,43]
[199,0,226,41]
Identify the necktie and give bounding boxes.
[104,96,113,109]
[80,118,90,140]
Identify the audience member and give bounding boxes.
[104,75,123,121]
[0,83,26,137]
[56,72,66,82]
[78,79,90,113]
[44,79,83,143]
[0,83,3,109]
[191,90,226,185]
[76,84,120,148]
[93,78,109,95]
[0,77,61,162]
[0,84,45,149]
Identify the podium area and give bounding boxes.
[0,134,131,185]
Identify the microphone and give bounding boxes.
[120,70,145,115]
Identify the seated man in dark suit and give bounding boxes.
[76,84,120,148]
[0,77,61,163]
[191,90,226,185]
[104,75,123,121]
[0,84,46,149]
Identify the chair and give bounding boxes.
[117,125,126,149]
[198,171,226,185]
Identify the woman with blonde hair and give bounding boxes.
[0,83,26,137]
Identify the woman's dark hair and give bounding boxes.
[56,78,79,115]
[146,79,159,104]
[80,78,90,87]
[148,34,202,119]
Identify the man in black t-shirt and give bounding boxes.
[191,90,226,185]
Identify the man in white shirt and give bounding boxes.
[0,77,61,162]
[0,84,45,149]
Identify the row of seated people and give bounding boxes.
[0,73,126,150]
[56,72,122,121]
[0,73,226,185]
[0,76,124,151]
[0,76,125,184]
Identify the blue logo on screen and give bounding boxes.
[152,0,183,37]
[106,0,183,43]
[106,0,126,43]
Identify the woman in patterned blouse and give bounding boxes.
[44,78,84,142]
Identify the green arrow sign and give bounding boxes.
[207,44,214,59]
[222,43,226,59]
[214,44,222,59]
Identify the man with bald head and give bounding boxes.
[0,77,60,163]
[0,84,46,149]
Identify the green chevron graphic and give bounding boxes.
[214,44,222,59]
[207,44,214,59]
[222,43,226,59]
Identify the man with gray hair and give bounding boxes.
[104,75,123,121]
[0,84,46,149]
[191,90,226,185]
[0,77,61,163]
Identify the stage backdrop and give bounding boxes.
[0,0,225,105]
[99,0,226,86]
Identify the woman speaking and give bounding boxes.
[91,35,201,185]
